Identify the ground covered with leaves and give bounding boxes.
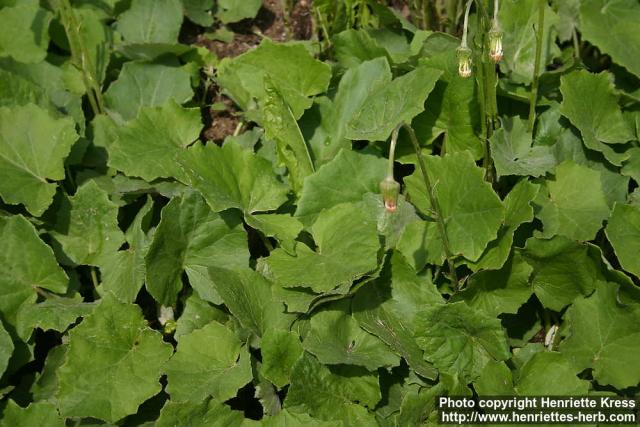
[1,0,640,425]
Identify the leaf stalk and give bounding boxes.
[57,0,105,116]
[402,124,459,287]
[528,0,546,132]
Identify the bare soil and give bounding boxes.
[192,0,315,142]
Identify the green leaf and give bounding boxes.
[295,149,387,225]
[535,161,610,241]
[99,197,153,303]
[320,58,392,162]
[164,320,253,402]
[262,409,343,427]
[70,7,113,85]
[182,0,214,26]
[367,28,413,64]
[16,295,95,338]
[560,281,640,389]
[606,203,640,277]
[405,151,505,261]
[579,0,640,79]
[0,215,68,335]
[332,29,389,69]
[474,360,514,395]
[396,383,444,426]
[31,344,67,402]
[208,266,293,337]
[467,180,540,271]
[0,400,64,427]
[303,301,400,371]
[0,65,48,107]
[0,322,13,377]
[265,203,380,293]
[117,0,183,44]
[216,0,261,23]
[396,220,445,269]
[417,49,483,157]
[104,61,194,121]
[622,147,640,184]
[156,398,246,427]
[145,192,248,305]
[217,39,331,119]
[498,0,560,83]
[352,253,441,380]
[515,352,590,395]
[0,103,78,216]
[520,236,602,311]
[52,180,125,266]
[0,0,52,64]
[261,80,315,194]
[453,253,533,318]
[359,192,420,250]
[414,302,510,382]
[0,58,84,130]
[285,353,381,423]
[560,70,634,166]
[179,141,290,214]
[261,329,304,388]
[245,213,303,254]
[116,43,193,61]
[490,117,555,178]
[175,292,228,340]
[345,65,442,141]
[108,101,202,181]
[56,293,172,422]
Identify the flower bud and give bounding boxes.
[488,27,503,63]
[456,46,472,78]
[380,176,400,213]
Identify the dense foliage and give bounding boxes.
[0,0,639,425]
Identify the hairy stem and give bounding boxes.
[461,0,474,47]
[387,125,400,178]
[528,0,546,132]
[57,0,104,115]
[474,0,497,183]
[402,124,459,287]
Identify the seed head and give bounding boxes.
[379,176,400,213]
[489,27,503,63]
[456,46,473,78]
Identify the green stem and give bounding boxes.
[461,0,474,47]
[33,286,55,299]
[387,125,400,178]
[528,0,546,132]
[420,0,429,30]
[90,267,100,289]
[58,0,104,115]
[358,0,369,28]
[402,124,459,287]
[572,27,580,59]
[447,0,459,34]
[474,0,497,183]
[313,6,331,54]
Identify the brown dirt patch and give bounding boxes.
[196,0,316,142]
[197,0,289,59]
[201,83,241,143]
[291,0,314,40]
